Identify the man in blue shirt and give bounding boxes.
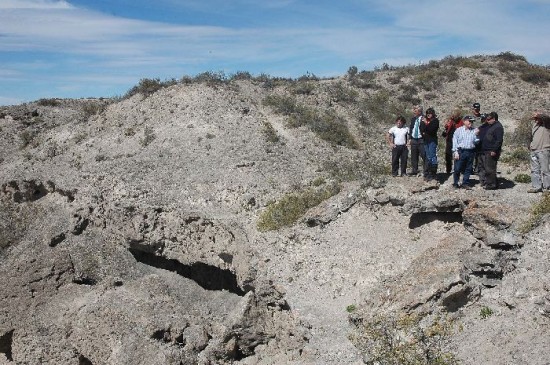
[452,116,478,189]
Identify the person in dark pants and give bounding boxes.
[476,112,504,190]
[386,116,409,177]
[420,107,440,181]
[471,102,485,174]
[452,116,477,188]
[442,111,463,174]
[408,105,425,176]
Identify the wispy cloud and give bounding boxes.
[0,0,549,105]
[0,0,73,9]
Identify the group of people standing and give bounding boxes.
[386,103,505,190]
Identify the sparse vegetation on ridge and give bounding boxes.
[257,182,341,231]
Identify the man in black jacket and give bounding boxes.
[476,111,504,189]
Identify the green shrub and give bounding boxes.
[307,111,358,148]
[81,100,106,118]
[441,56,482,69]
[140,126,156,147]
[229,71,253,81]
[499,148,529,166]
[349,70,379,89]
[347,66,358,78]
[474,77,483,90]
[262,121,280,143]
[292,81,316,95]
[514,173,531,183]
[479,306,494,319]
[413,67,459,91]
[264,95,358,148]
[507,115,533,148]
[257,183,341,231]
[37,98,61,107]
[125,78,177,98]
[327,82,358,103]
[520,67,550,86]
[496,52,527,63]
[350,312,459,365]
[398,84,420,104]
[519,192,550,233]
[193,71,227,86]
[359,90,406,126]
[346,304,357,313]
[19,130,38,149]
[263,95,301,116]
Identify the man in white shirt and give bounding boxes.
[387,116,409,177]
[452,116,478,189]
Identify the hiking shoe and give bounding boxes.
[527,187,543,193]
[452,184,460,189]
[461,185,472,190]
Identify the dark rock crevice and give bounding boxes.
[0,329,14,361]
[129,247,249,296]
[409,211,463,229]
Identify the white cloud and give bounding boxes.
[0,0,73,9]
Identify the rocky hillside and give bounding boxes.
[0,53,549,365]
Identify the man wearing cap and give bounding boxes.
[476,112,504,190]
[408,105,426,176]
[528,112,550,193]
[452,116,477,189]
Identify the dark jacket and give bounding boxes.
[481,121,504,154]
[420,117,439,144]
[409,115,423,139]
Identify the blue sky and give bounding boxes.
[1,0,549,106]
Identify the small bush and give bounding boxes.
[327,82,358,103]
[346,304,357,313]
[347,66,358,78]
[194,71,228,86]
[262,121,280,143]
[359,90,405,126]
[125,78,177,98]
[229,71,253,81]
[263,95,301,115]
[292,81,316,95]
[264,95,358,148]
[350,70,379,89]
[479,306,494,319]
[37,98,61,107]
[19,130,38,149]
[441,56,482,69]
[81,101,106,118]
[474,77,483,90]
[519,192,550,233]
[496,52,527,63]
[507,115,533,148]
[257,183,340,231]
[350,312,459,365]
[414,67,459,91]
[140,126,156,147]
[499,148,529,166]
[514,173,531,183]
[520,67,550,86]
